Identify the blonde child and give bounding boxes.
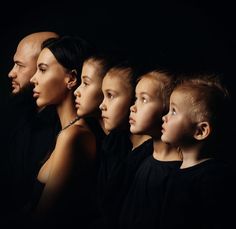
[160,74,235,229]
[119,70,182,228]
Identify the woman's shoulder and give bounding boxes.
[54,122,96,158]
[58,122,95,143]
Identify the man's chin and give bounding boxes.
[11,88,20,95]
[11,87,21,96]
[11,84,33,97]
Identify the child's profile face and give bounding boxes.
[161,90,196,147]
[129,77,164,137]
[74,61,104,117]
[100,73,133,132]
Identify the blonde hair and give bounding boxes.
[174,74,229,126]
[138,69,176,114]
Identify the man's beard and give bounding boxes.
[11,83,34,99]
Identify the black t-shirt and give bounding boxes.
[120,155,182,229]
[159,159,235,229]
[94,132,153,228]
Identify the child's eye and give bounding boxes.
[142,97,147,103]
[82,81,88,87]
[170,108,176,115]
[135,96,148,104]
[107,92,114,99]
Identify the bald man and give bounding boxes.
[1,32,61,225]
[8,31,59,94]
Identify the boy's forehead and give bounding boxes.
[171,89,191,104]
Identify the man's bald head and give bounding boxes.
[18,32,59,60]
[8,31,59,94]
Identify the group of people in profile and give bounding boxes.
[0,30,235,229]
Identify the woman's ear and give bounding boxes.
[66,69,78,90]
[194,121,211,140]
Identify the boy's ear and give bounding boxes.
[194,121,211,140]
[66,69,78,90]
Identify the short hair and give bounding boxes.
[175,74,229,125]
[174,73,230,156]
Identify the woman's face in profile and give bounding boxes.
[30,48,70,108]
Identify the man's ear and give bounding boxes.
[194,121,211,140]
[66,69,77,90]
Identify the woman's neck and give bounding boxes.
[56,94,78,128]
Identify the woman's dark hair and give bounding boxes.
[42,35,93,79]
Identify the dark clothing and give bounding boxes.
[85,116,107,174]
[21,172,96,229]
[0,90,60,225]
[93,131,153,228]
[119,156,182,229]
[97,130,133,205]
[93,130,132,228]
[159,159,235,229]
[18,117,105,229]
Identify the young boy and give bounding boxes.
[160,74,235,229]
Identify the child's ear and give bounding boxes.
[66,69,78,90]
[194,121,211,140]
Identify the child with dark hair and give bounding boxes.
[74,53,113,154]
[93,61,151,228]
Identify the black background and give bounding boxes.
[0,1,235,88]
[0,1,235,221]
[0,0,235,123]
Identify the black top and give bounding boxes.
[93,131,153,228]
[105,138,154,228]
[0,90,61,222]
[84,116,107,174]
[159,159,235,229]
[119,155,182,229]
[96,130,133,204]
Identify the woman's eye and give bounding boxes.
[39,68,46,73]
